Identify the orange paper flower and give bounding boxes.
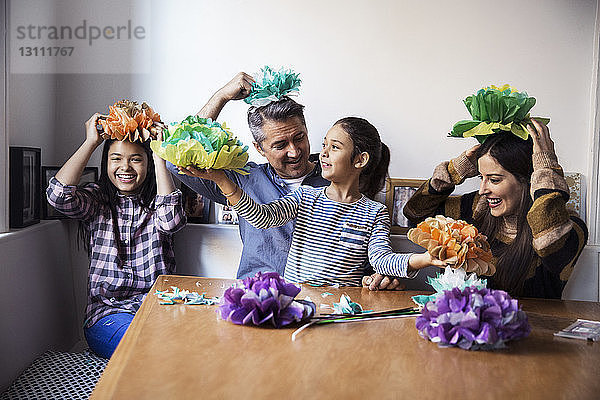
[407,215,495,276]
[99,99,165,142]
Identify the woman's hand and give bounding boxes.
[84,113,105,148]
[528,118,556,155]
[464,143,481,165]
[362,274,406,291]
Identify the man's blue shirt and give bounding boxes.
[167,155,328,278]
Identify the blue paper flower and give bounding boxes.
[244,66,301,107]
[218,272,315,327]
[415,286,530,350]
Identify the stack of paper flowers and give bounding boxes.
[99,99,164,142]
[415,286,530,350]
[150,116,250,174]
[244,66,301,107]
[218,272,315,328]
[449,84,549,143]
[407,215,495,276]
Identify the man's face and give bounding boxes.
[254,117,312,179]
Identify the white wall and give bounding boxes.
[142,0,597,182]
[0,221,80,391]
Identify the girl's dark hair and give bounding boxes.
[78,139,156,265]
[333,117,390,199]
[475,131,534,296]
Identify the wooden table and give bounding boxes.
[91,275,600,399]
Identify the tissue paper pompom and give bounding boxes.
[244,66,301,107]
[407,215,495,276]
[411,266,487,307]
[218,272,315,328]
[99,99,164,143]
[448,84,549,143]
[415,286,530,350]
[150,116,250,174]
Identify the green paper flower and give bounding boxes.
[150,116,250,175]
[244,66,301,107]
[449,84,550,143]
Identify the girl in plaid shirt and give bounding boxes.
[47,113,186,358]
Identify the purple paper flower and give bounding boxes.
[415,286,530,350]
[218,272,315,328]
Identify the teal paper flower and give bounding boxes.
[449,84,550,143]
[150,116,250,174]
[333,294,364,315]
[244,66,301,107]
[412,266,487,307]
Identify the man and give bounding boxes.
[170,73,400,289]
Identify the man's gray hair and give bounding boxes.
[247,97,306,144]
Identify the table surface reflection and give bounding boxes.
[91,275,600,399]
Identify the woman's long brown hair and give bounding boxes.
[475,132,535,296]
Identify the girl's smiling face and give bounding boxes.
[107,140,148,195]
[478,153,523,217]
[319,124,360,183]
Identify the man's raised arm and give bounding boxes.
[196,72,255,119]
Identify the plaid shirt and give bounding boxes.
[47,177,186,328]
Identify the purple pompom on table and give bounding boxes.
[416,286,530,350]
[218,272,315,328]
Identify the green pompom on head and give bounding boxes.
[244,66,302,107]
[150,116,250,175]
[449,84,549,143]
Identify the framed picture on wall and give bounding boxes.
[10,146,41,228]
[385,178,425,234]
[216,203,238,224]
[181,184,212,223]
[41,166,99,219]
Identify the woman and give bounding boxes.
[403,119,587,298]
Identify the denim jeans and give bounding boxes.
[84,312,134,359]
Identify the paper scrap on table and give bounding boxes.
[155,286,220,305]
[333,294,363,315]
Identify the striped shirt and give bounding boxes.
[234,186,413,286]
[46,177,186,327]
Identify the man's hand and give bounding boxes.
[196,72,256,120]
[217,72,255,102]
[362,273,406,291]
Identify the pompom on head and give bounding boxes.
[98,99,165,143]
[448,84,549,144]
[244,66,301,107]
[218,271,315,328]
[415,286,531,350]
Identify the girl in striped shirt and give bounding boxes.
[47,113,186,358]
[182,117,444,286]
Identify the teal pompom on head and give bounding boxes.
[448,84,549,143]
[244,66,302,107]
